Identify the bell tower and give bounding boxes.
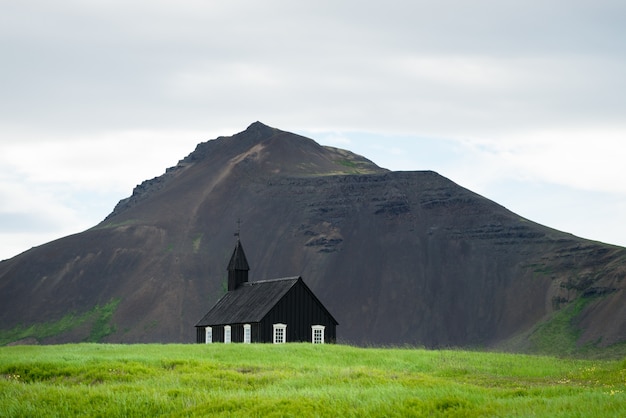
[227,226,249,291]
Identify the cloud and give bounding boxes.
[311,133,353,149]
[0,168,94,259]
[0,129,210,189]
[3,0,624,137]
[0,128,215,259]
[450,128,626,194]
[1,0,626,257]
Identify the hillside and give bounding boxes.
[0,122,625,353]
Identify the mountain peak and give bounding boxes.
[242,121,278,138]
[104,123,386,220]
[246,120,272,130]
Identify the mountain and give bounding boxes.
[1,122,625,354]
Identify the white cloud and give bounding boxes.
[0,128,219,259]
[450,128,626,194]
[1,0,626,257]
[313,133,353,148]
[0,129,211,189]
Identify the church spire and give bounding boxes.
[227,223,249,291]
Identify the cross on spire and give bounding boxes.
[234,218,241,240]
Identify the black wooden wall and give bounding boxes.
[258,280,337,343]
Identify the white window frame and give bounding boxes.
[243,324,251,344]
[205,327,212,344]
[273,323,287,344]
[312,325,325,344]
[224,325,231,344]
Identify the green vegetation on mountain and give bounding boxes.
[0,299,120,346]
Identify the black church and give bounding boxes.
[195,240,338,344]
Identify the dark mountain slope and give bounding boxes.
[1,122,624,352]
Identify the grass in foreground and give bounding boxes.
[0,343,624,417]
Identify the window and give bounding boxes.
[312,325,325,344]
[273,323,287,344]
[244,324,251,344]
[205,327,212,344]
[224,325,231,344]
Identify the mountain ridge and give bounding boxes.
[1,122,624,354]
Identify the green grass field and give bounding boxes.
[1,343,624,417]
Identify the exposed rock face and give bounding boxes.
[1,122,625,350]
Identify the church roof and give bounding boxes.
[195,277,301,326]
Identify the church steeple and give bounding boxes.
[227,238,249,291]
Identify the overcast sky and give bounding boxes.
[1,0,626,260]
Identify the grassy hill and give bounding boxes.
[1,344,624,417]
